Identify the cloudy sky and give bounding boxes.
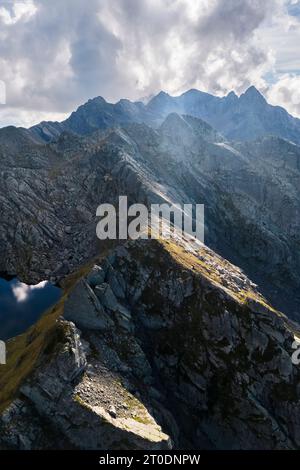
[0,0,299,127]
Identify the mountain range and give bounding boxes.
[30,86,300,145]
[0,86,300,450]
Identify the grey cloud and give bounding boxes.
[267,73,300,117]
[0,0,125,111]
[0,0,291,125]
[198,0,273,41]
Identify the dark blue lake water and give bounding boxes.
[0,277,61,340]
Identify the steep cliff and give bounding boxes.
[1,236,300,449]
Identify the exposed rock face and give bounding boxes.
[1,89,300,450]
[1,237,300,450]
[1,112,299,318]
[0,318,170,450]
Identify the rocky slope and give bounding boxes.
[1,113,299,318]
[1,236,300,449]
[1,90,300,450]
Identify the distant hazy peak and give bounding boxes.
[240,86,267,104]
[156,90,171,98]
[28,84,300,146]
[147,90,173,107]
[87,96,107,104]
[226,90,238,101]
[181,88,212,97]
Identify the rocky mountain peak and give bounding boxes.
[226,90,238,102]
[147,90,175,113]
[240,86,267,105]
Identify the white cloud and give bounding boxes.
[0,106,67,127]
[267,74,300,116]
[0,1,37,25]
[0,80,6,104]
[257,3,300,74]
[12,280,48,303]
[0,0,299,126]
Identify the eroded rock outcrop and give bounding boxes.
[0,318,171,450]
[1,237,300,449]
